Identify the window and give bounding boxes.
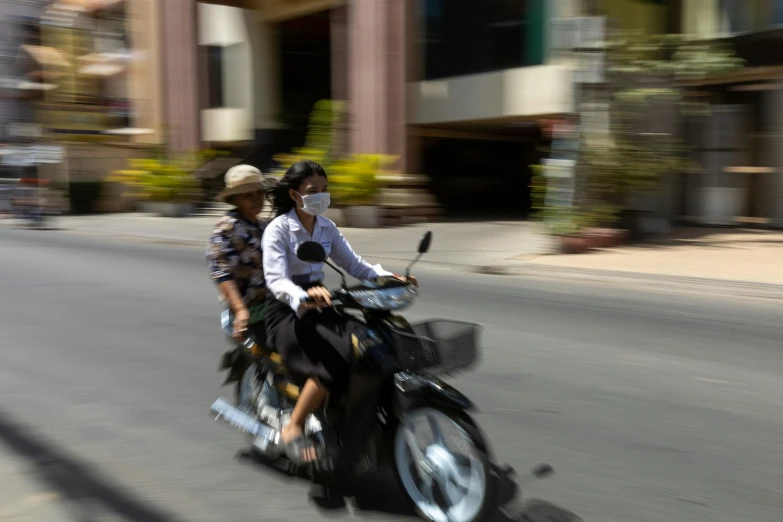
[774,0,783,25]
[420,0,540,81]
[719,0,749,33]
[716,0,782,33]
[206,45,224,109]
[486,0,526,72]
[223,44,243,109]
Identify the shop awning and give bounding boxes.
[0,77,57,91]
[21,45,70,68]
[77,52,127,76]
[78,63,125,76]
[15,81,58,91]
[103,128,153,136]
[49,0,124,12]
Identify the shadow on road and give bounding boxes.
[239,452,583,522]
[508,500,584,522]
[352,464,583,522]
[0,412,181,522]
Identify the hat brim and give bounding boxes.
[216,182,266,203]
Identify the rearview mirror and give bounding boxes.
[296,241,327,263]
[418,231,433,254]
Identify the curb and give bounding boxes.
[474,263,783,299]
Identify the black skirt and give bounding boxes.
[265,285,358,395]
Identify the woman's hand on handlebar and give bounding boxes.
[394,274,418,287]
[304,286,332,309]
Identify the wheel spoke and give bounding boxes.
[441,476,464,508]
[420,476,437,506]
[427,413,446,446]
[403,423,426,462]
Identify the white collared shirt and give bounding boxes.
[262,208,393,313]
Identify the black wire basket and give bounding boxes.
[389,320,482,375]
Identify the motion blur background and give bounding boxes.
[6,2,783,522]
[3,0,783,231]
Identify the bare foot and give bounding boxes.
[281,423,317,463]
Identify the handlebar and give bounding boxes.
[302,289,338,308]
[301,276,416,310]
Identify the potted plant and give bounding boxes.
[112,158,201,217]
[330,153,395,228]
[141,163,201,217]
[105,167,148,212]
[530,34,744,249]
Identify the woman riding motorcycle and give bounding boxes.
[207,165,270,345]
[262,160,415,465]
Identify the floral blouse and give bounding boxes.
[207,209,269,308]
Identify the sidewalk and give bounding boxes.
[39,213,556,266]
[524,228,783,287]
[6,213,783,296]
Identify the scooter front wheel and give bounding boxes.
[393,407,495,522]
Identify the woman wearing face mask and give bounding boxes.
[263,160,414,465]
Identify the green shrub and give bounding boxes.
[273,100,396,207]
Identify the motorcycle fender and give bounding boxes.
[393,372,474,412]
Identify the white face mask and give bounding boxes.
[297,191,330,216]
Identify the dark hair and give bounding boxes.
[268,159,327,216]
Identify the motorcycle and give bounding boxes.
[211,232,496,522]
[10,179,61,229]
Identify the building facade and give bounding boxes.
[678,0,783,227]
[191,0,572,217]
[0,0,50,146]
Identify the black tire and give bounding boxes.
[236,364,259,408]
[391,408,496,522]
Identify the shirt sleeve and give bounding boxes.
[262,220,310,314]
[207,224,236,284]
[330,227,394,281]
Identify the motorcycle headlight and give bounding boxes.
[349,286,418,310]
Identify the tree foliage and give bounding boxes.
[533,32,744,234]
[274,100,397,206]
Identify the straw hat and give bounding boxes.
[216,165,266,203]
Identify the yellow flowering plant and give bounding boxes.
[107,156,202,203]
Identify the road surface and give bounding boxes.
[1,226,783,522]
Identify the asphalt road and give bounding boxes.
[2,226,783,522]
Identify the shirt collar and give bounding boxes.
[229,208,260,227]
[286,207,325,233]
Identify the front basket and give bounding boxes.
[389,320,482,375]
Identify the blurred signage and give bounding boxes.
[551,16,606,84]
[551,16,606,52]
[542,122,579,216]
[8,122,43,139]
[31,145,65,164]
[573,52,605,84]
[0,145,65,166]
